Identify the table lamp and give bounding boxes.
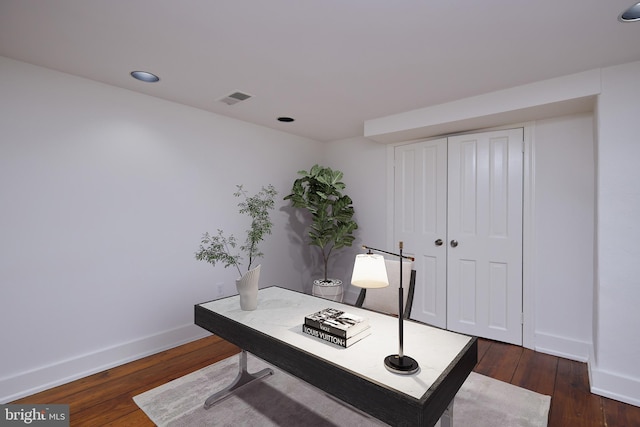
[351,241,419,375]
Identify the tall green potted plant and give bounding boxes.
[196,184,277,310]
[284,165,358,292]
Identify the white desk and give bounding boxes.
[195,286,477,426]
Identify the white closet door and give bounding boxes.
[446,128,523,345]
[394,138,448,328]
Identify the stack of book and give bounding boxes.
[302,307,370,348]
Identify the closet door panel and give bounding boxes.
[447,129,523,345]
[393,129,523,345]
[394,138,447,328]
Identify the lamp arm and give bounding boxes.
[361,245,415,261]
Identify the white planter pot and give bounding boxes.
[236,264,261,311]
[312,278,344,302]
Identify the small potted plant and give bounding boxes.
[284,165,358,299]
[196,184,277,310]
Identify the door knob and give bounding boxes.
[450,240,459,248]
[435,239,443,246]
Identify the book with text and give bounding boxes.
[302,324,371,348]
[304,307,369,338]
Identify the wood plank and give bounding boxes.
[11,334,229,404]
[473,340,523,382]
[12,335,240,426]
[71,339,239,425]
[511,347,557,396]
[602,396,640,427]
[548,358,603,427]
[73,396,147,427]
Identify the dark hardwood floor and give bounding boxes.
[12,336,640,426]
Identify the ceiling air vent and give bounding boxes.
[217,91,252,106]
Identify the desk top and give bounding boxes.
[199,286,473,400]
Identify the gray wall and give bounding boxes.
[0,56,323,402]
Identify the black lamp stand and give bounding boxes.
[363,242,419,375]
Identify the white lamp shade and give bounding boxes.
[351,253,389,289]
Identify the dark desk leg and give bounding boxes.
[203,350,274,409]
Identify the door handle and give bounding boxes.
[450,240,459,248]
[435,239,443,246]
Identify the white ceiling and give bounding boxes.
[1,0,639,142]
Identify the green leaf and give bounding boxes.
[196,184,278,274]
[283,165,358,280]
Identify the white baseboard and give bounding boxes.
[534,331,591,362]
[589,364,640,407]
[0,324,210,404]
[535,334,640,408]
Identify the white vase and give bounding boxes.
[236,264,261,311]
[312,278,344,302]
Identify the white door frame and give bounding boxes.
[386,123,536,350]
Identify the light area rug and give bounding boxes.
[134,353,550,427]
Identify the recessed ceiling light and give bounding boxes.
[619,2,640,22]
[130,71,160,82]
[278,117,295,123]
